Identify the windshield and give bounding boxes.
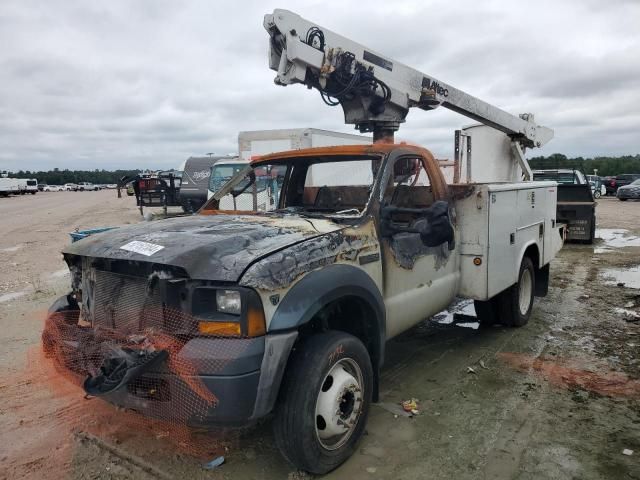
[631,179,640,186]
[203,155,379,217]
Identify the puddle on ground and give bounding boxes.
[595,229,640,253]
[0,291,28,303]
[432,298,479,329]
[497,352,640,399]
[600,265,640,289]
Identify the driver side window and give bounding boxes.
[385,156,434,209]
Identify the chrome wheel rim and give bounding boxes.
[314,358,364,450]
[519,268,533,316]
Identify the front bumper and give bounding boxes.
[44,294,297,427]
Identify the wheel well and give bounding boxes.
[523,243,540,269]
[523,243,550,296]
[298,296,381,400]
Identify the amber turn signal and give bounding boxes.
[198,321,241,337]
[247,307,266,337]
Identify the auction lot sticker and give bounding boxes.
[120,240,165,256]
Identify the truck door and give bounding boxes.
[379,153,458,338]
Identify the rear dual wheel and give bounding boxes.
[474,257,535,327]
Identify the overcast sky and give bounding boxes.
[1,0,639,172]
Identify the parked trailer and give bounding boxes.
[238,128,371,161]
[178,155,236,212]
[0,178,20,197]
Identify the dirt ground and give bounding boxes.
[0,191,638,480]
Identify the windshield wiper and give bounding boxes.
[333,208,361,215]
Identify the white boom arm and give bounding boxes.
[264,9,553,149]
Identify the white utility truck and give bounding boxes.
[46,10,564,476]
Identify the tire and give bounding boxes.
[497,256,535,327]
[474,298,500,327]
[619,198,627,201]
[594,190,601,199]
[273,331,373,474]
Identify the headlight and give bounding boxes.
[216,289,241,315]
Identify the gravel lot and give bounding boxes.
[0,191,638,479]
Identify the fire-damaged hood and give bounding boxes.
[63,214,343,281]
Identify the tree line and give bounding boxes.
[4,168,140,185]
[4,153,640,184]
[528,154,640,177]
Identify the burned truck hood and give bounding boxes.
[63,214,343,281]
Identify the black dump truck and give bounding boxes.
[532,169,596,243]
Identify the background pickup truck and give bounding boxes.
[45,142,564,474]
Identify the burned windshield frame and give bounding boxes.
[201,154,385,218]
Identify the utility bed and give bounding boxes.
[455,181,563,300]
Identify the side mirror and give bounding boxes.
[393,157,420,180]
[381,200,455,250]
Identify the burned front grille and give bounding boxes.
[92,270,164,333]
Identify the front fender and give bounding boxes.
[268,263,385,364]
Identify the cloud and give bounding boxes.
[0,0,639,172]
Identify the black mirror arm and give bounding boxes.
[380,202,455,250]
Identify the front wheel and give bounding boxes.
[498,256,535,327]
[594,190,601,199]
[273,331,373,474]
[619,198,628,201]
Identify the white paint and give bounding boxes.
[120,240,165,256]
[49,268,70,279]
[0,291,28,303]
[457,322,480,330]
[0,245,23,253]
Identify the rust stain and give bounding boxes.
[497,352,640,399]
